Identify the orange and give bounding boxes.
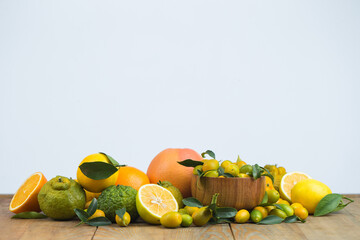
[279,171,311,203]
[115,166,150,191]
[76,153,119,193]
[9,172,47,214]
[147,148,203,197]
[265,176,275,191]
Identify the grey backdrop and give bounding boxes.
[1,0,359,193]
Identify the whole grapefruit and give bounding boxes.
[147,148,203,198]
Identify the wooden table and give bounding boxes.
[1,194,359,240]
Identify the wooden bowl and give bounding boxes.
[191,175,266,210]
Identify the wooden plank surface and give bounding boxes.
[0,195,359,240]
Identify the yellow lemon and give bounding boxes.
[291,179,331,214]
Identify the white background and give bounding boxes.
[1,1,359,194]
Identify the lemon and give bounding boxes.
[160,212,182,228]
[76,153,119,193]
[136,184,178,225]
[279,171,311,203]
[291,179,331,214]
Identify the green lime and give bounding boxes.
[38,176,86,220]
[180,214,193,227]
[269,209,287,219]
[267,189,280,203]
[240,165,253,175]
[178,208,188,215]
[193,165,203,175]
[278,204,294,216]
[250,209,263,223]
[204,170,219,177]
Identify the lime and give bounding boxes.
[38,176,85,220]
[250,209,263,223]
[204,170,219,178]
[180,214,193,227]
[240,165,253,175]
[254,206,268,218]
[269,209,287,219]
[193,165,203,175]
[184,206,198,216]
[267,189,280,204]
[278,204,294,216]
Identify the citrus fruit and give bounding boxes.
[224,164,240,177]
[38,176,86,220]
[278,204,294,216]
[240,165,253,175]
[76,153,119,193]
[9,172,47,214]
[254,206,268,218]
[136,184,178,224]
[279,171,311,203]
[265,206,276,213]
[84,189,101,202]
[269,209,287,219]
[234,209,250,223]
[250,209,263,223]
[116,211,131,227]
[160,212,182,228]
[291,179,331,214]
[276,199,290,205]
[158,181,184,208]
[147,148,203,198]
[98,185,138,222]
[192,207,212,226]
[87,209,106,220]
[221,160,232,169]
[202,159,219,172]
[178,208,188,215]
[290,203,303,211]
[294,207,308,220]
[193,165,203,175]
[115,166,150,191]
[267,189,280,204]
[204,170,219,177]
[181,214,193,227]
[236,160,247,169]
[184,206,199,216]
[265,176,275,191]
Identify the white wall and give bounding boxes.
[1,1,359,194]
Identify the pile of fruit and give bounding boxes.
[9,148,353,228]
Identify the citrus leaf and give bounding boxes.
[87,198,97,217]
[216,218,233,223]
[211,193,219,205]
[182,197,203,208]
[99,152,121,167]
[258,215,284,225]
[12,212,47,219]
[201,150,216,159]
[87,217,112,226]
[314,194,343,216]
[214,207,237,218]
[177,159,204,167]
[274,204,286,211]
[207,203,217,212]
[283,215,299,223]
[115,208,126,219]
[79,162,118,180]
[252,164,261,179]
[74,208,89,222]
[260,191,268,205]
[261,167,274,183]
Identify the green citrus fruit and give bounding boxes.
[180,214,193,227]
[250,209,263,223]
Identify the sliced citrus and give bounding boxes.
[9,172,47,213]
[136,184,178,224]
[279,171,311,203]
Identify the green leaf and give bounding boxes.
[201,150,216,159]
[115,208,127,226]
[211,193,219,205]
[252,164,261,179]
[283,215,299,223]
[223,173,235,178]
[215,218,233,224]
[207,203,217,212]
[217,166,224,175]
[79,162,118,180]
[314,194,346,216]
[260,191,268,205]
[182,197,203,208]
[74,208,90,222]
[261,167,274,183]
[12,212,47,219]
[99,152,120,167]
[258,215,284,225]
[177,159,204,167]
[214,207,237,218]
[87,198,97,217]
[87,217,112,226]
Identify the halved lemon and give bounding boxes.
[279,171,311,203]
[9,172,47,213]
[136,184,178,224]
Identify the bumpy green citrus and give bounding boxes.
[98,185,138,222]
[38,176,85,220]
